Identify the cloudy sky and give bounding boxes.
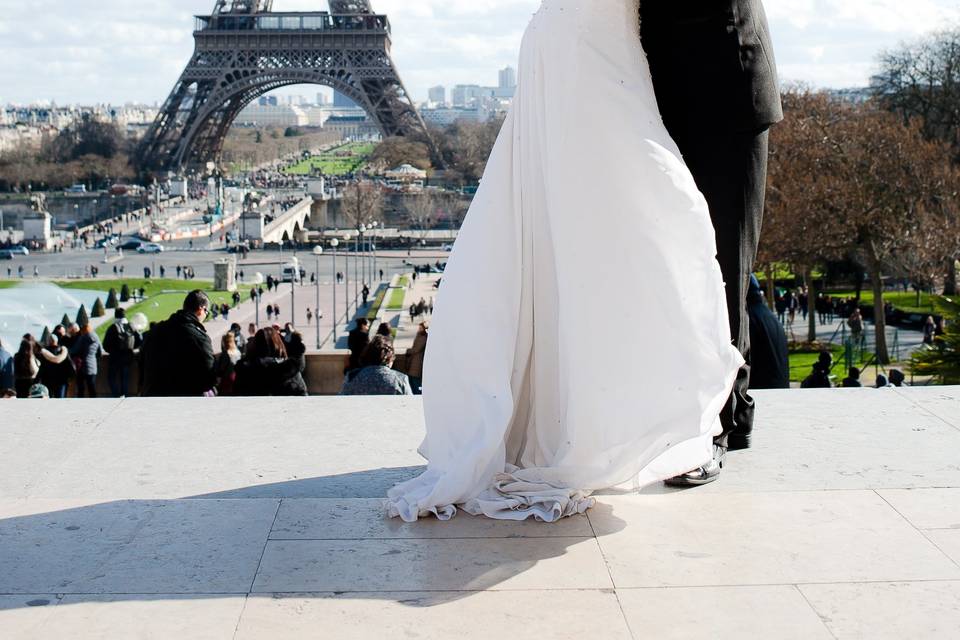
[1,0,958,106]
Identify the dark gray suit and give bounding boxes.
[641,0,782,450]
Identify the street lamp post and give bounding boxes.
[253,273,264,327]
[312,245,324,349]
[290,256,298,327]
[330,238,339,345]
[370,221,379,283]
[357,224,365,309]
[343,233,352,319]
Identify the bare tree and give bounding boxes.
[873,28,960,293]
[760,91,960,361]
[762,89,849,341]
[814,101,956,363]
[404,190,437,243]
[368,137,432,173]
[340,180,384,232]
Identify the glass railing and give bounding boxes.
[195,13,390,33]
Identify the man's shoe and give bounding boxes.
[664,445,726,487]
[727,431,751,451]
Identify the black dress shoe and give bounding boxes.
[727,431,751,451]
[664,445,726,487]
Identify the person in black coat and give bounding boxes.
[141,290,217,397]
[642,0,782,485]
[233,326,308,396]
[347,318,370,372]
[746,275,789,390]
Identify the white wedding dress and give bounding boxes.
[387,0,744,522]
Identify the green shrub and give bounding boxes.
[120,283,131,302]
[76,305,89,327]
[105,288,119,309]
[911,296,960,384]
[91,297,106,318]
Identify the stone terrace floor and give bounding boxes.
[1,387,959,639]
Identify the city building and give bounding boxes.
[324,114,380,140]
[235,103,309,127]
[420,107,483,127]
[451,84,490,108]
[333,91,358,108]
[428,85,446,106]
[499,66,517,90]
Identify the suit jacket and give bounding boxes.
[640,0,783,133]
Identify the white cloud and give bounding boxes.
[0,0,958,105]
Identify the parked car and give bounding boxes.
[7,245,29,256]
[138,243,164,254]
[119,239,143,251]
[0,250,13,260]
[280,264,299,283]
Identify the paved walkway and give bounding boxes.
[204,278,364,351]
[1,387,959,638]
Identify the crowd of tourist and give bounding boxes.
[1,284,435,399]
[0,321,105,399]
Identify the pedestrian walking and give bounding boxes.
[923,316,937,345]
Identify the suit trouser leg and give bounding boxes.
[671,128,769,450]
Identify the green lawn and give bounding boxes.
[826,290,937,315]
[283,142,376,176]
[107,288,248,340]
[788,346,850,384]
[56,278,216,299]
[386,287,407,311]
[365,285,388,320]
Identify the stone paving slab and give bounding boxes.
[799,581,960,640]
[1,388,960,639]
[235,591,633,640]
[252,537,613,593]
[615,586,834,640]
[9,595,246,640]
[269,497,594,539]
[0,499,278,594]
[591,490,960,588]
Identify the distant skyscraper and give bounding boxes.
[452,84,487,108]
[316,92,330,106]
[499,66,517,90]
[333,91,358,108]
[428,85,446,105]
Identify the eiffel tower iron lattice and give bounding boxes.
[137,0,427,173]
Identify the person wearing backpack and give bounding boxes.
[103,308,142,397]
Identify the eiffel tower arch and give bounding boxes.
[137,0,428,173]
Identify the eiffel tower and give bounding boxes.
[137,0,427,173]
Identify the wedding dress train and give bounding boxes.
[387,0,744,522]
